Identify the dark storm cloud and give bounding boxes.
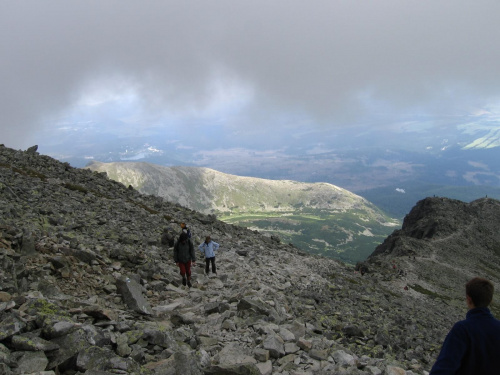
[2,1,500,148]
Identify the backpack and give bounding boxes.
[182,227,192,239]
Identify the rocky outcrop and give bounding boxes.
[366,196,500,305]
[0,144,491,374]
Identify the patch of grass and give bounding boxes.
[6,165,48,180]
[377,285,400,298]
[477,261,500,279]
[63,183,89,194]
[344,277,361,285]
[220,209,396,263]
[409,284,451,300]
[129,200,160,214]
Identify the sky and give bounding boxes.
[2,1,500,152]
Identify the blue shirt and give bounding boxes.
[430,307,500,375]
[198,240,220,258]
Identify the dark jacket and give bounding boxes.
[173,238,195,264]
[430,307,500,374]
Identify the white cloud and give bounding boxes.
[2,1,500,149]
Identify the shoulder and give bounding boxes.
[441,319,470,342]
[451,319,468,331]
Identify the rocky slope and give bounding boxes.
[363,196,500,313]
[0,144,493,375]
[85,161,399,263]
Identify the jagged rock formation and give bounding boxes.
[0,144,493,374]
[365,196,500,312]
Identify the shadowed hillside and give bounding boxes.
[362,196,500,315]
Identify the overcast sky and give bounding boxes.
[2,1,500,151]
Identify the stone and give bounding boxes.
[386,366,407,375]
[10,335,60,351]
[236,250,249,256]
[237,297,271,316]
[279,327,295,342]
[46,329,90,369]
[153,301,183,315]
[205,363,261,375]
[221,319,236,331]
[0,292,12,302]
[254,348,270,362]
[16,351,48,374]
[366,366,383,375]
[75,346,141,373]
[255,360,273,375]
[26,145,38,154]
[343,325,364,337]
[0,314,26,341]
[218,343,257,366]
[284,342,300,354]
[83,306,119,321]
[375,331,390,347]
[309,349,329,361]
[297,338,312,352]
[204,301,221,314]
[116,275,153,315]
[116,333,132,357]
[42,319,82,339]
[0,301,15,313]
[333,350,356,366]
[262,334,285,359]
[286,320,306,340]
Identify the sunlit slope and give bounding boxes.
[86,161,399,262]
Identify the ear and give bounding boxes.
[466,295,475,309]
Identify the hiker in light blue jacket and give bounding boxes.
[198,236,220,275]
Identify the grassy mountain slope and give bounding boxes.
[86,161,399,263]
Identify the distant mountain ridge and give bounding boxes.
[86,161,374,213]
[86,160,399,263]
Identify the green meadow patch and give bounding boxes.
[220,209,398,264]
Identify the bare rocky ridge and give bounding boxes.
[0,144,495,374]
[364,196,500,313]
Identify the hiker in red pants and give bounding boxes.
[173,232,196,288]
